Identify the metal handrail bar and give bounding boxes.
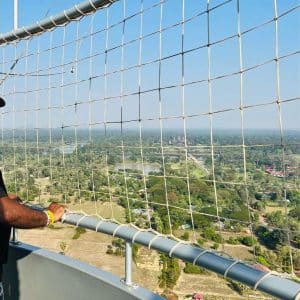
[63,212,300,300]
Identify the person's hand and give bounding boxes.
[47,202,66,222]
[8,194,22,203]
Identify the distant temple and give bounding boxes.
[264,166,285,178]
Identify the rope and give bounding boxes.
[206,0,224,250]
[237,0,256,262]
[158,0,172,236]
[273,0,294,275]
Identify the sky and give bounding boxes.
[0,0,299,131]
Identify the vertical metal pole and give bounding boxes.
[12,228,18,244]
[12,0,19,243]
[13,0,19,30]
[125,241,133,286]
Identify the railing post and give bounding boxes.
[125,241,133,286]
[13,0,19,30]
[11,228,19,244]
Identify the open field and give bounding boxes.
[265,205,288,214]
[69,201,126,223]
[34,177,126,222]
[290,155,300,163]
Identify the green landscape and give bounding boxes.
[1,128,300,298]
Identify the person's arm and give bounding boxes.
[0,195,65,229]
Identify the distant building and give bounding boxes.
[192,292,204,300]
[181,223,191,230]
[264,166,284,178]
[132,208,153,217]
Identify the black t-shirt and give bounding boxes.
[0,171,11,265]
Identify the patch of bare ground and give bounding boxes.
[222,244,253,261]
[18,224,74,252]
[174,272,273,300]
[19,227,126,277]
[134,248,162,293]
[69,201,126,223]
[175,272,238,299]
[265,206,287,214]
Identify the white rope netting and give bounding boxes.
[0,0,299,279]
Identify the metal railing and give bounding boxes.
[0,0,116,45]
[62,212,300,300]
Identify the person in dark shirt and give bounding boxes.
[0,97,65,297]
